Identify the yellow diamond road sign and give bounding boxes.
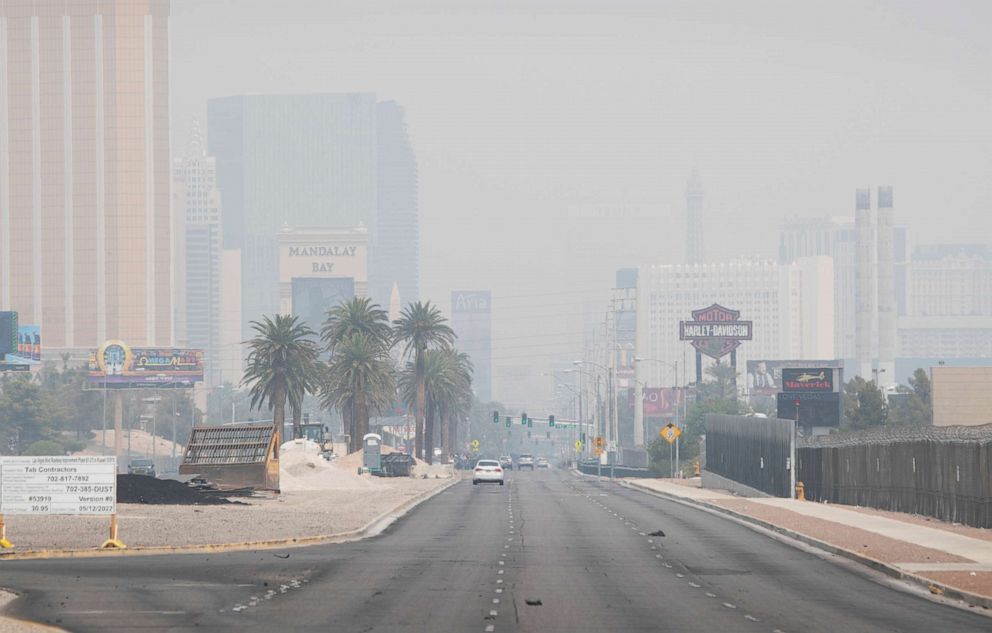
[661,424,681,445]
[574,440,583,451]
[471,439,480,451]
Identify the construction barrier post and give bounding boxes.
[795,481,806,501]
[100,514,126,549]
[0,514,13,549]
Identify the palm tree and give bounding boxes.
[321,332,396,453]
[320,297,393,451]
[241,314,320,447]
[397,348,473,464]
[393,302,455,462]
[321,297,393,352]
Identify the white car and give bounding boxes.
[472,459,505,486]
[536,457,550,469]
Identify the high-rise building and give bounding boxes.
[876,186,896,384]
[686,169,704,264]
[0,0,172,350]
[219,249,242,386]
[450,291,492,403]
[634,258,834,391]
[897,244,992,362]
[780,216,857,359]
[854,188,875,379]
[174,124,222,385]
[208,93,378,337]
[374,101,419,306]
[780,208,909,368]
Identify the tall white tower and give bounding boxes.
[686,170,705,265]
[855,189,875,380]
[876,186,896,386]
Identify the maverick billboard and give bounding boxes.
[87,341,204,389]
[746,359,844,396]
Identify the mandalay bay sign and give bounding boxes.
[679,304,752,360]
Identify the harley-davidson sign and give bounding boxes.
[679,304,752,359]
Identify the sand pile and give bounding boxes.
[334,444,404,471]
[83,429,184,456]
[279,440,384,492]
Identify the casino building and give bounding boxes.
[277,226,369,334]
[634,258,834,391]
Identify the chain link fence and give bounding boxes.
[798,425,992,528]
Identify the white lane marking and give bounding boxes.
[493,598,500,604]
[499,570,504,575]
[744,615,759,622]
[496,588,503,594]
[497,579,503,584]
[66,611,186,616]
[722,603,736,609]
[689,582,701,588]
[490,610,498,616]
[676,573,685,578]
[485,626,495,632]
[647,539,653,544]
[655,554,663,559]
[706,593,717,598]
[499,561,505,566]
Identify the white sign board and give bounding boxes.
[0,456,116,515]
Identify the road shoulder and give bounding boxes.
[618,476,992,613]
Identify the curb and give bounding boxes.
[618,479,992,614]
[0,476,463,562]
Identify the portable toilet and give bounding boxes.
[363,433,383,473]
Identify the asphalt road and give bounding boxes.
[1,470,990,632]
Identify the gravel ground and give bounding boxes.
[914,571,992,598]
[0,476,454,553]
[711,498,973,564]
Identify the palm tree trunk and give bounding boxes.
[415,349,426,461]
[356,377,369,447]
[440,408,450,460]
[425,397,435,465]
[273,385,286,459]
[291,403,302,440]
[342,399,355,453]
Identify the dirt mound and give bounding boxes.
[117,474,235,505]
[334,445,406,471]
[279,442,383,492]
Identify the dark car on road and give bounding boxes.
[127,458,156,477]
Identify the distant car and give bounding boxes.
[498,455,513,470]
[536,457,550,469]
[473,459,505,486]
[517,453,535,471]
[128,458,156,477]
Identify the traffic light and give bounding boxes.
[581,432,586,443]
[548,415,555,428]
[492,410,499,424]
[505,416,511,428]
[521,412,528,425]
[528,418,533,428]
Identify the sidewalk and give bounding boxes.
[624,477,992,608]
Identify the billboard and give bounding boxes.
[679,304,752,359]
[781,368,834,392]
[643,387,680,417]
[87,341,204,389]
[747,359,843,396]
[279,242,367,280]
[0,311,16,357]
[8,325,41,363]
[777,392,841,427]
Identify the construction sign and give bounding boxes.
[660,423,681,445]
[471,439,480,452]
[574,440,583,452]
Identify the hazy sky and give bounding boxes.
[172,0,992,406]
